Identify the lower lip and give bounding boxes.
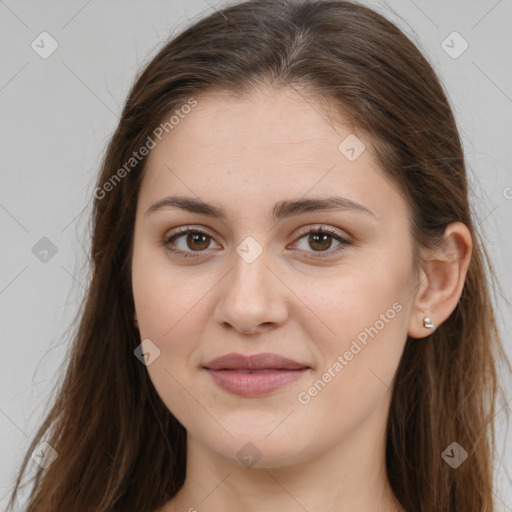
[205,368,309,397]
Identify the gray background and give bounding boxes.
[0,0,511,510]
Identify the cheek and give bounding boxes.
[131,242,217,374]
[132,254,206,427]
[131,247,202,417]
[301,254,412,397]
[293,287,408,446]
[304,257,410,348]
[132,241,198,339]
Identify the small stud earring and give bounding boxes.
[423,316,434,329]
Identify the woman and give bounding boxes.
[7,0,510,511]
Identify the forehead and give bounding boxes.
[148,86,356,166]
[139,85,405,222]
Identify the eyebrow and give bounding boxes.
[145,195,376,221]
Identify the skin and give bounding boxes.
[131,85,472,512]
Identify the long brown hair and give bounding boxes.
[7,1,511,510]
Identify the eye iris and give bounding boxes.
[309,232,332,251]
[188,232,210,251]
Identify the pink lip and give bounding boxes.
[203,352,310,397]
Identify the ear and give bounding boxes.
[133,311,139,328]
[408,222,473,339]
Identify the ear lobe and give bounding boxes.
[408,222,473,339]
[134,312,139,328]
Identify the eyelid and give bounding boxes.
[162,225,221,255]
[164,226,216,242]
[292,224,351,243]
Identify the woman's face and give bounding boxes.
[131,85,417,468]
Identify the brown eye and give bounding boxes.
[307,232,335,251]
[183,232,211,251]
[163,227,220,258]
[163,225,351,260]
[292,226,352,259]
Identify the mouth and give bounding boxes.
[202,352,311,397]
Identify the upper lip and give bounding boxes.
[203,352,309,371]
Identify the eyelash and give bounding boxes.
[162,225,352,260]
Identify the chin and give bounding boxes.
[193,427,312,469]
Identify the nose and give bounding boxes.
[213,244,289,335]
